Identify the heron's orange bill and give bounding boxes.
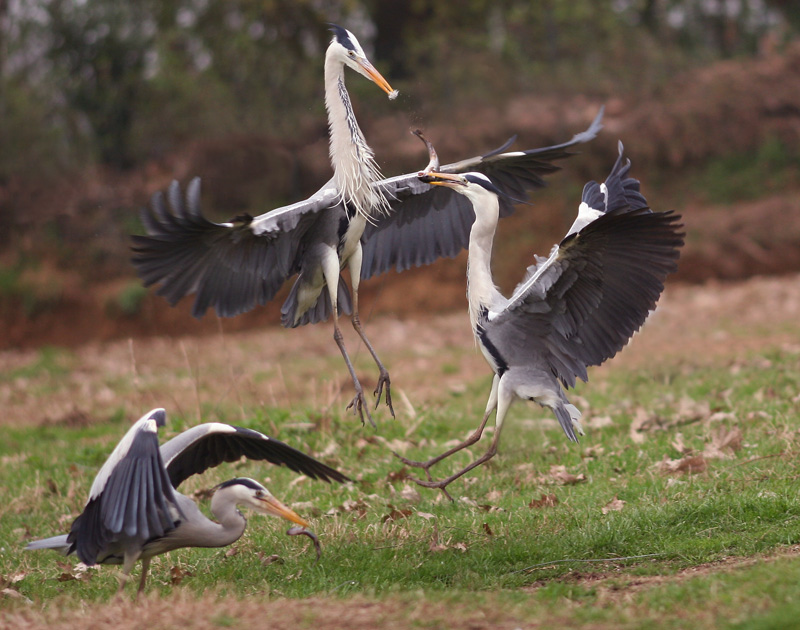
[419,172,466,187]
[258,495,309,527]
[358,59,398,99]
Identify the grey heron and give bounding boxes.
[396,142,684,499]
[132,80,603,425]
[26,408,349,595]
[133,24,398,427]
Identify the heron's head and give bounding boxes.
[419,171,503,203]
[215,478,309,527]
[328,24,397,99]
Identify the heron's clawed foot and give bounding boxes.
[405,474,455,502]
[391,450,436,483]
[347,387,376,428]
[373,370,394,418]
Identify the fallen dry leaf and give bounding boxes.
[677,396,711,422]
[400,484,422,504]
[482,523,494,537]
[672,432,690,454]
[629,407,651,444]
[588,415,614,429]
[225,546,239,558]
[602,496,626,514]
[382,506,412,523]
[338,499,369,518]
[582,446,606,459]
[550,465,587,486]
[656,454,708,475]
[257,553,284,566]
[386,468,409,483]
[55,561,93,583]
[1,588,30,602]
[529,493,559,509]
[703,426,743,459]
[169,566,193,585]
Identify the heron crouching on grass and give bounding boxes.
[26,408,349,596]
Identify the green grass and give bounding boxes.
[1,346,799,627]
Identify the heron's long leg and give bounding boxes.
[394,375,499,474]
[349,245,394,417]
[136,557,151,597]
[407,376,511,500]
[323,251,374,427]
[117,549,142,597]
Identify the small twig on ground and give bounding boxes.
[732,452,789,467]
[509,552,669,574]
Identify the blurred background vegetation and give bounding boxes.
[1,0,799,347]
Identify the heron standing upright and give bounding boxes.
[133,24,398,426]
[396,142,684,499]
[26,408,349,595]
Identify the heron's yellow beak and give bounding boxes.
[419,172,467,188]
[357,59,398,100]
[257,495,309,528]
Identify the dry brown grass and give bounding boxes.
[2,273,800,429]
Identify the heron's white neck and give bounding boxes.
[205,489,248,547]
[465,189,505,335]
[324,54,387,220]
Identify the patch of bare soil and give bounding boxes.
[0,593,537,630]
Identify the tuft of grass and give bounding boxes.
[106,281,149,317]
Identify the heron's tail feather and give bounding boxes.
[26,534,71,555]
[554,403,584,443]
[281,276,352,328]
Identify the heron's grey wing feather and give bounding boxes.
[360,108,604,280]
[161,423,350,488]
[499,207,684,388]
[361,174,476,277]
[131,178,338,319]
[511,140,650,298]
[67,412,179,566]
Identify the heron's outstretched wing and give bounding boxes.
[160,423,351,488]
[360,107,605,279]
[131,178,339,318]
[67,408,180,566]
[496,203,684,389]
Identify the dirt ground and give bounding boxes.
[1,272,799,430]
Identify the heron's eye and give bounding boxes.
[348,50,355,57]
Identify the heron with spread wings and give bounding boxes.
[26,408,349,595]
[396,142,684,499]
[133,24,398,426]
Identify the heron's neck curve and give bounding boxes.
[324,53,387,220]
[205,491,248,548]
[466,191,504,335]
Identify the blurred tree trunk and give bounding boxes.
[0,0,6,106]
